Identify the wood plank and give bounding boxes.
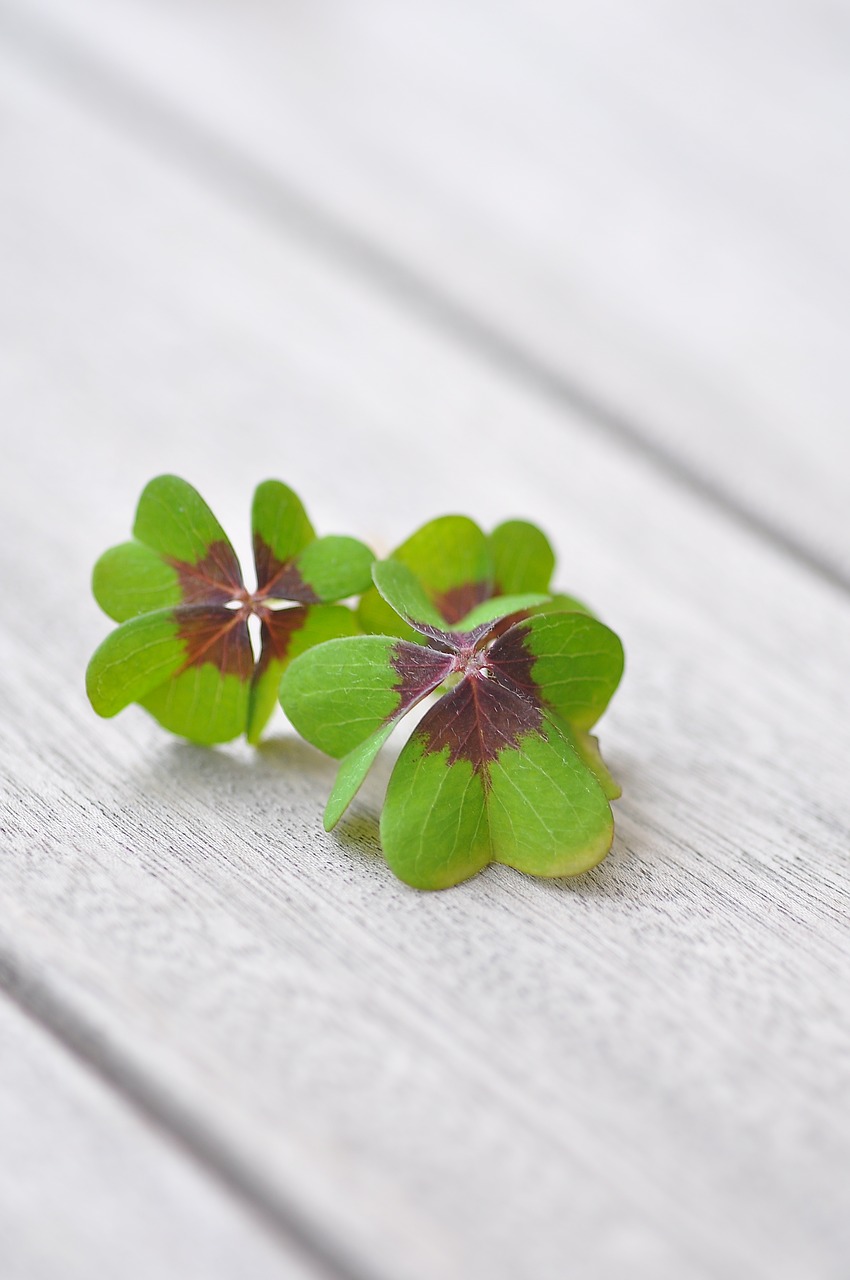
[0,994,323,1280]
[4,0,849,581]
[1,47,849,1280]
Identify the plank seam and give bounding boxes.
[0,943,374,1280]
[1,2,848,600]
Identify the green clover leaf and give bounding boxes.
[281,559,624,889]
[357,514,589,639]
[87,475,374,744]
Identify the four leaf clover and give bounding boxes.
[87,478,624,888]
[281,559,623,889]
[86,476,373,744]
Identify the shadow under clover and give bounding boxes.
[122,728,637,895]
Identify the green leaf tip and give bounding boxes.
[87,476,374,744]
[357,513,561,640]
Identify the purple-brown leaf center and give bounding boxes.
[414,621,543,777]
[169,536,322,680]
[174,607,254,679]
[432,579,491,625]
[169,540,244,605]
[253,609,311,682]
[253,534,321,604]
[389,642,455,719]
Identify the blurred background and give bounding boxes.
[3,0,849,572]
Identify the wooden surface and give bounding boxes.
[7,0,850,585]
[0,6,848,1279]
[0,996,317,1280]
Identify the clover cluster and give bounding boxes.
[87,476,624,889]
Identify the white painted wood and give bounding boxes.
[5,0,850,579]
[1,48,849,1280]
[0,995,320,1280]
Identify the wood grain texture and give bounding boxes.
[1,45,849,1280]
[5,0,850,581]
[0,995,319,1280]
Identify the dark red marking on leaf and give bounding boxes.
[417,667,543,778]
[174,606,253,679]
[252,606,311,683]
[169,540,244,606]
[474,611,532,646]
[433,579,491,625]
[486,620,541,699]
[253,535,321,604]
[170,534,328,688]
[388,641,455,719]
[401,620,464,654]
